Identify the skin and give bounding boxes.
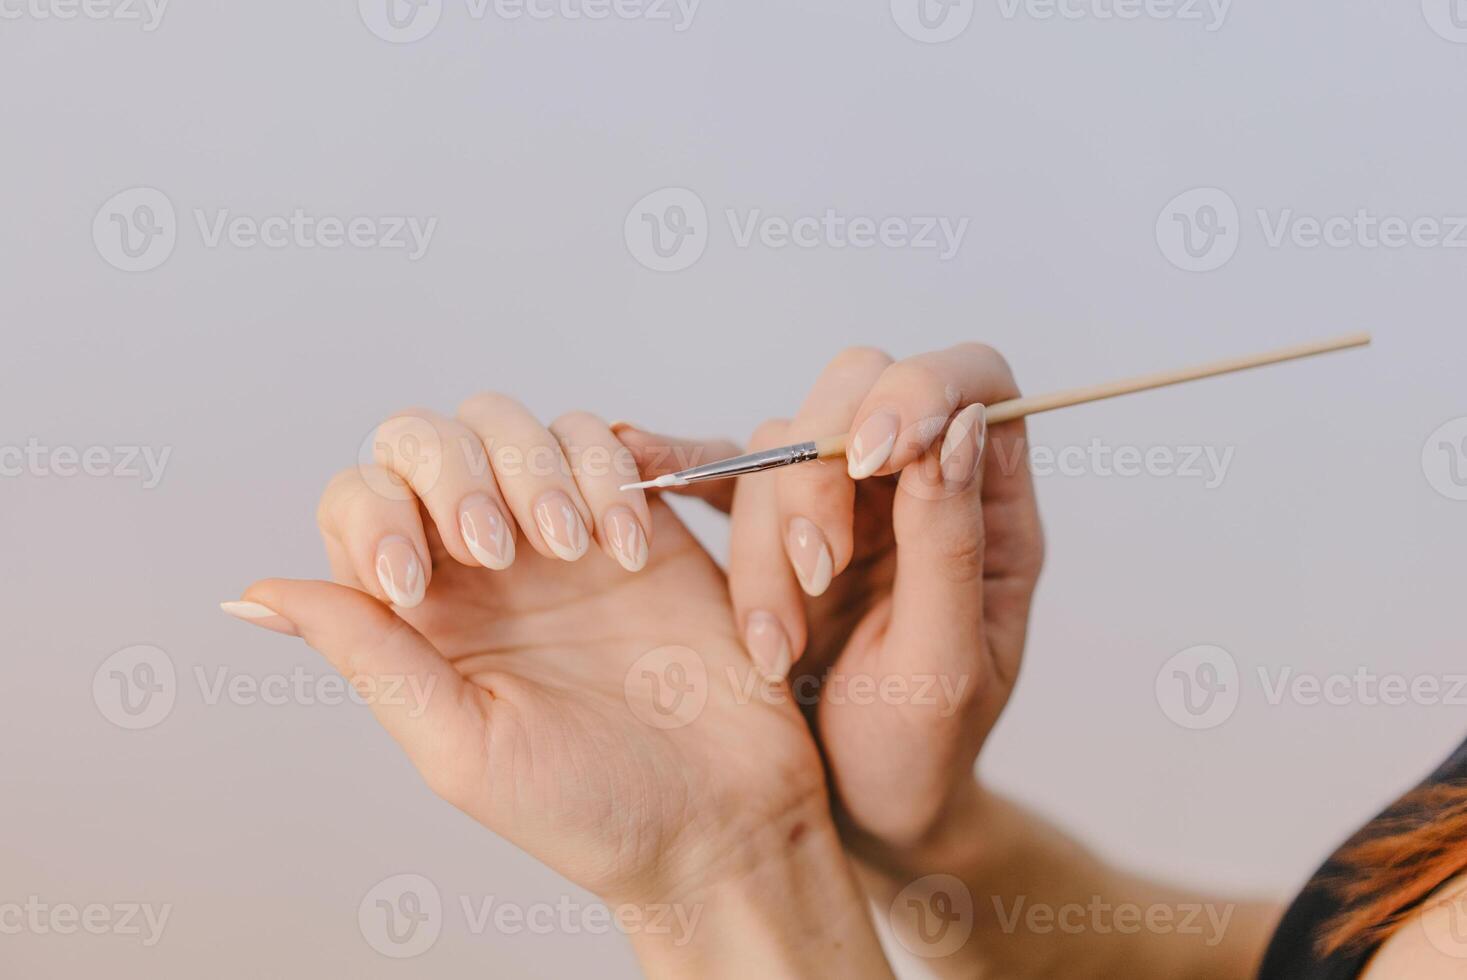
[628,343,1465,979]
[227,346,1463,977]
[229,399,892,979]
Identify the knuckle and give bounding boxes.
[317,468,367,526]
[884,359,946,398]
[933,527,987,586]
[455,391,522,422]
[550,409,603,434]
[829,345,893,377]
[951,342,1021,391]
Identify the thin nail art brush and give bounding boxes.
[619,331,1372,492]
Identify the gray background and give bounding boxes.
[3,0,1465,975]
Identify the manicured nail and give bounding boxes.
[603,506,648,572]
[847,411,899,480]
[376,535,426,607]
[745,611,792,680]
[608,419,634,435]
[533,490,590,561]
[459,493,515,570]
[786,517,833,597]
[220,601,299,637]
[939,404,987,491]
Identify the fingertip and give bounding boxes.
[375,534,429,607]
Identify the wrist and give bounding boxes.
[628,806,893,980]
[845,777,998,883]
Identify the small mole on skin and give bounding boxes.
[788,821,807,845]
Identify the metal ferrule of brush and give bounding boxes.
[678,441,820,484]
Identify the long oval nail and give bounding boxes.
[603,506,648,572]
[220,601,299,637]
[745,611,792,680]
[376,535,426,607]
[847,411,899,480]
[533,490,590,561]
[786,517,833,597]
[939,404,987,491]
[459,493,515,570]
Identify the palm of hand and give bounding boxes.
[393,501,824,902]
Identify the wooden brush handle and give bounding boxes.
[815,331,1370,456]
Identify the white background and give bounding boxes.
[2,0,1464,975]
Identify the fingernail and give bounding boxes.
[786,517,833,597]
[376,535,426,607]
[220,601,299,637]
[603,506,648,572]
[745,611,792,680]
[534,490,590,561]
[847,411,899,480]
[459,493,515,570]
[939,404,987,491]
[608,419,634,435]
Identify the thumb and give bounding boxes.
[884,405,992,710]
[222,579,480,784]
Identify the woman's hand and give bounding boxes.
[626,351,1283,980]
[622,344,1044,855]
[223,396,893,978]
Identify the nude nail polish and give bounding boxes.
[745,611,792,680]
[603,506,648,572]
[939,404,987,491]
[459,493,515,569]
[847,411,900,480]
[376,535,426,607]
[220,601,299,637]
[786,517,833,597]
[533,490,590,561]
